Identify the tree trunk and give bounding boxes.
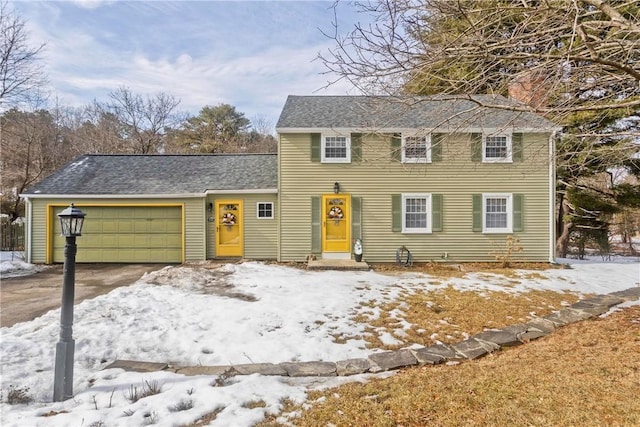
[556,198,573,258]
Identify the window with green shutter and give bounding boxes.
[392,193,441,233]
[310,133,321,162]
[431,133,444,162]
[351,133,362,162]
[391,134,401,161]
[311,196,321,253]
[474,193,521,233]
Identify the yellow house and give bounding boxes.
[22,95,559,264]
[275,95,560,263]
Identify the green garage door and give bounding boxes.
[52,206,182,263]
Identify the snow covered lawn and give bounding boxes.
[1,257,638,426]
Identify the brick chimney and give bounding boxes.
[508,71,548,109]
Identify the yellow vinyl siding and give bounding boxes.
[28,198,206,264]
[205,194,278,259]
[278,132,552,262]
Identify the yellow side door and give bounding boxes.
[216,200,243,257]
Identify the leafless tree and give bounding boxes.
[103,86,182,154]
[0,108,68,219]
[0,1,46,109]
[321,0,639,138]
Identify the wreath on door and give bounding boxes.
[328,206,344,220]
[221,212,237,225]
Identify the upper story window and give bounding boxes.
[322,134,351,163]
[402,135,431,163]
[483,134,512,163]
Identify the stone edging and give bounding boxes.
[105,287,639,377]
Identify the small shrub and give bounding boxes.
[211,368,237,387]
[169,398,194,412]
[122,409,135,417]
[491,236,524,268]
[88,421,105,427]
[124,380,162,403]
[6,385,33,405]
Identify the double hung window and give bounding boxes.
[402,135,431,163]
[483,193,512,233]
[322,135,351,163]
[402,193,432,233]
[483,134,512,162]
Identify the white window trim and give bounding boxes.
[321,134,351,163]
[483,193,512,233]
[402,134,432,163]
[402,193,432,234]
[256,202,274,219]
[482,133,512,163]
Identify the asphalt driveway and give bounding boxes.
[1,264,167,327]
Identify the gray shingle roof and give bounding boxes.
[23,154,277,196]
[276,95,559,131]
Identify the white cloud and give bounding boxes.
[14,0,363,123]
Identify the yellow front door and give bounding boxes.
[216,200,243,257]
[322,194,351,252]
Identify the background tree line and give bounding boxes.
[0,2,275,221]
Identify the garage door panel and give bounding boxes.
[53,206,182,263]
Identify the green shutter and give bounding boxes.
[471,133,482,162]
[311,196,321,253]
[513,194,524,232]
[391,134,401,161]
[392,194,402,232]
[351,196,362,240]
[432,194,443,232]
[431,133,443,162]
[311,133,321,162]
[472,194,483,232]
[351,133,362,162]
[512,133,523,162]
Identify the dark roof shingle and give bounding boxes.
[23,154,277,196]
[276,95,558,131]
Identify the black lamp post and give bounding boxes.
[53,203,85,402]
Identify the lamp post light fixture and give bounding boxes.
[53,203,85,402]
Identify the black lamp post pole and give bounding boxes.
[53,235,78,402]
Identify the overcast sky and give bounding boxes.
[14,0,366,128]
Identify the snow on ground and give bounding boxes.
[0,251,48,278]
[1,255,638,426]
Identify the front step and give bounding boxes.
[307,258,369,271]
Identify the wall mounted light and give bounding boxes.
[207,202,213,213]
[334,182,340,194]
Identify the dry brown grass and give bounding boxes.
[260,306,640,427]
[349,287,582,350]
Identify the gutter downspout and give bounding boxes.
[24,197,32,263]
[549,131,557,263]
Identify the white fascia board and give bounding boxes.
[277,126,562,134]
[205,188,278,195]
[19,193,206,199]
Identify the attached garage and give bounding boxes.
[50,205,183,263]
[21,154,278,264]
